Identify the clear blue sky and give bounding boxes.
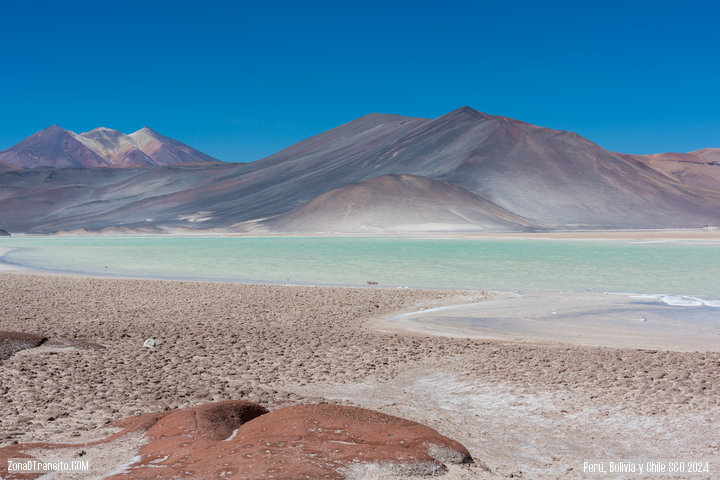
[1,0,718,162]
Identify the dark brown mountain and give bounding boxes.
[0,125,219,169]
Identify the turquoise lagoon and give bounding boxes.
[1,236,719,301]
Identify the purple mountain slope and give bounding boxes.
[0,108,719,233]
[0,126,219,169]
[336,107,720,228]
[0,161,19,172]
[252,174,541,233]
[238,106,720,230]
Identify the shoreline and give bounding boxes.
[4,227,720,243]
[0,246,431,290]
[375,291,720,352]
[0,247,25,273]
[2,245,719,353]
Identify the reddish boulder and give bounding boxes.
[211,403,474,479]
[0,400,473,480]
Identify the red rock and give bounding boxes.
[209,403,474,479]
[0,401,473,479]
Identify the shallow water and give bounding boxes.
[382,291,720,351]
[0,236,719,299]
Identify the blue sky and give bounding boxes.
[1,0,718,162]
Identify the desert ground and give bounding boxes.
[0,272,718,479]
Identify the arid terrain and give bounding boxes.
[1,273,718,478]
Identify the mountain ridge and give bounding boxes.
[0,125,219,169]
[0,107,718,234]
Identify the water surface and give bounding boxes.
[1,236,719,299]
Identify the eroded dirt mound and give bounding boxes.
[0,331,46,361]
[0,400,472,479]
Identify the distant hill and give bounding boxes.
[694,148,720,163]
[618,149,720,193]
[0,107,718,233]
[0,125,220,169]
[253,174,541,233]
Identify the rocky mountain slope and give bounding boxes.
[0,125,218,169]
[0,108,718,233]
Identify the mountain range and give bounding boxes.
[1,107,719,234]
[0,125,218,169]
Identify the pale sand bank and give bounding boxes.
[376,291,720,352]
[7,227,720,243]
[235,227,720,245]
[438,228,720,243]
[1,273,718,479]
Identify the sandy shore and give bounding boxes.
[220,228,720,245]
[1,273,719,479]
[438,228,720,243]
[7,227,720,243]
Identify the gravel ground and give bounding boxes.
[1,273,718,479]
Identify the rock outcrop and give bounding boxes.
[0,400,473,479]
